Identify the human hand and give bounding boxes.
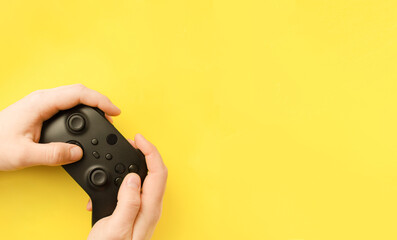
[0,84,120,171]
[87,133,167,240]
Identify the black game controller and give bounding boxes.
[40,105,148,226]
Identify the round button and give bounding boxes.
[90,169,107,187]
[67,114,85,132]
[105,153,113,160]
[106,134,118,145]
[114,177,123,187]
[91,138,98,145]
[128,164,139,173]
[115,163,126,174]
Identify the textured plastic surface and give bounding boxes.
[40,105,147,226]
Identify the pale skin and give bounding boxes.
[0,84,167,240]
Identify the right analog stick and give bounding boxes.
[90,169,107,187]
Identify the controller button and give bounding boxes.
[105,153,113,160]
[128,164,139,173]
[67,114,85,132]
[114,177,123,187]
[66,140,83,151]
[106,134,118,145]
[90,169,107,187]
[115,163,126,174]
[91,138,98,145]
[92,151,100,159]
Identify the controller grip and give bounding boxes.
[91,196,117,226]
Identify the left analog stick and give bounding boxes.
[68,114,85,132]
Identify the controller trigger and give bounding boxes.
[93,107,105,117]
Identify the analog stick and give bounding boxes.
[68,114,85,132]
[66,140,84,152]
[90,169,107,187]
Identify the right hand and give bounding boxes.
[87,133,168,240]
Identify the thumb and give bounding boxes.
[28,142,83,166]
[110,173,142,230]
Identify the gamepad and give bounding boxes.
[40,105,148,226]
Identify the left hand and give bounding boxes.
[0,84,121,171]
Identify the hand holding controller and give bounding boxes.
[0,84,167,239]
[88,133,167,240]
[40,105,148,225]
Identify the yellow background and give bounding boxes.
[0,0,397,239]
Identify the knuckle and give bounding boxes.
[128,195,141,209]
[15,147,28,167]
[151,144,159,153]
[28,90,46,102]
[73,83,86,91]
[47,145,65,165]
[104,95,111,103]
[31,89,45,96]
[147,145,159,157]
[162,165,168,178]
[123,193,141,211]
[103,228,120,240]
[150,208,162,224]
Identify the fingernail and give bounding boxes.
[127,174,140,189]
[70,146,82,160]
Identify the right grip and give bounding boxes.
[91,197,117,226]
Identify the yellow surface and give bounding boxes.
[1,0,397,239]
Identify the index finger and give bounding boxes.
[134,133,167,175]
[132,134,167,203]
[128,134,167,238]
[26,84,121,121]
